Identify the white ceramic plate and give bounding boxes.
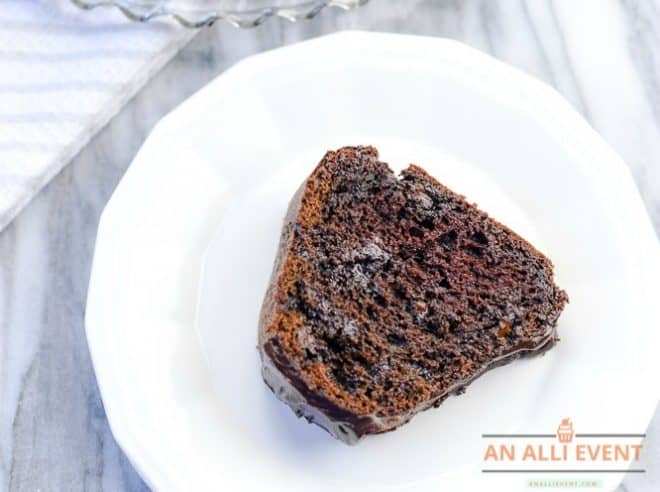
[86,32,660,492]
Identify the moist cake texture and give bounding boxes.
[258,146,568,444]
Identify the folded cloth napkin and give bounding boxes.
[0,0,194,231]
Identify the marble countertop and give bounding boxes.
[1,1,658,490]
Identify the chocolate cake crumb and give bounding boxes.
[258,146,568,444]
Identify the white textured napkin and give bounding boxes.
[0,0,195,231]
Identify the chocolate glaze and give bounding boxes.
[260,325,557,444]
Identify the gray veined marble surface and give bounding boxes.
[1,0,659,490]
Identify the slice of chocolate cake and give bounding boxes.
[258,146,568,444]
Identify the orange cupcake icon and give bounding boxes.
[557,418,574,443]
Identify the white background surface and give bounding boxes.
[1,1,659,491]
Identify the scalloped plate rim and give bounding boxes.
[85,31,660,492]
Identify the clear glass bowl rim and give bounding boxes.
[70,0,370,28]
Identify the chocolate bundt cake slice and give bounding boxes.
[258,146,568,444]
